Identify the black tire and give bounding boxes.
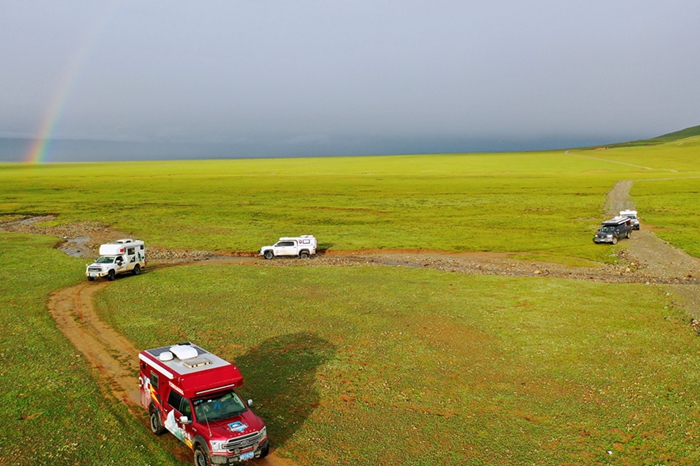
[263,250,274,260]
[194,447,211,466]
[132,264,141,276]
[259,442,270,459]
[87,276,95,281]
[149,409,166,435]
[626,230,631,239]
[612,237,618,245]
[107,269,116,281]
[299,251,309,259]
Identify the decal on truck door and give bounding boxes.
[166,390,194,448]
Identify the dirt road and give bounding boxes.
[605,180,700,316]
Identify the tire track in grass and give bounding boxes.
[47,275,292,466]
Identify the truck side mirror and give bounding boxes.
[247,399,254,407]
[179,415,191,424]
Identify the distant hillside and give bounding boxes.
[589,125,700,149]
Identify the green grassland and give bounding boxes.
[94,262,700,465]
[0,235,180,465]
[1,138,699,264]
[2,134,700,465]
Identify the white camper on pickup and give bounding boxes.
[86,239,146,281]
[619,210,640,230]
[260,235,317,259]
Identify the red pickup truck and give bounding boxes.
[139,342,269,465]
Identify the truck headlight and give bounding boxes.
[607,235,613,238]
[210,440,227,453]
[259,426,267,440]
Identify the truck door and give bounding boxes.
[126,247,136,270]
[165,390,195,448]
[115,255,126,272]
[275,241,295,256]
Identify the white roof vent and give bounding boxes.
[183,358,212,369]
[170,345,198,360]
[159,351,173,362]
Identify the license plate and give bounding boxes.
[240,451,254,461]
[90,273,97,277]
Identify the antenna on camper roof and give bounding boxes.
[195,398,213,437]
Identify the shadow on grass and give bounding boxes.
[236,332,336,448]
[317,242,334,254]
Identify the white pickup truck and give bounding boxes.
[260,235,317,260]
[620,210,640,230]
[86,239,146,281]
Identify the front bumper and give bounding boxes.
[593,237,614,243]
[210,439,269,464]
[86,269,109,278]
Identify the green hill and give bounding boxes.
[589,124,700,149]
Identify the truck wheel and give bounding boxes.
[264,250,273,260]
[194,447,211,466]
[612,237,618,245]
[299,251,309,259]
[132,264,141,275]
[259,443,270,458]
[107,270,116,281]
[626,230,631,239]
[87,276,94,281]
[149,409,166,436]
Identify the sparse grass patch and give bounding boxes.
[96,263,700,465]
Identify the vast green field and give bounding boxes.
[1,134,700,465]
[94,262,700,465]
[0,138,698,263]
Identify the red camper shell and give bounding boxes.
[139,342,269,464]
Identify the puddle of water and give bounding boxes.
[19,215,55,225]
[60,247,86,258]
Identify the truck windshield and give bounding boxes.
[599,226,616,232]
[193,390,247,423]
[95,257,115,264]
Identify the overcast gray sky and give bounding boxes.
[1,0,699,159]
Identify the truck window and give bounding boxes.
[127,248,135,255]
[193,391,247,422]
[150,372,159,389]
[168,391,192,417]
[168,390,182,410]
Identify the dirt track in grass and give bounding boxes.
[4,178,700,465]
[45,265,292,466]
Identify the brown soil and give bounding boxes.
[3,178,700,465]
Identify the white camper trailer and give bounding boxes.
[86,239,146,281]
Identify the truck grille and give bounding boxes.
[88,267,102,273]
[223,430,264,452]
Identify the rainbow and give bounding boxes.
[25,1,120,164]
